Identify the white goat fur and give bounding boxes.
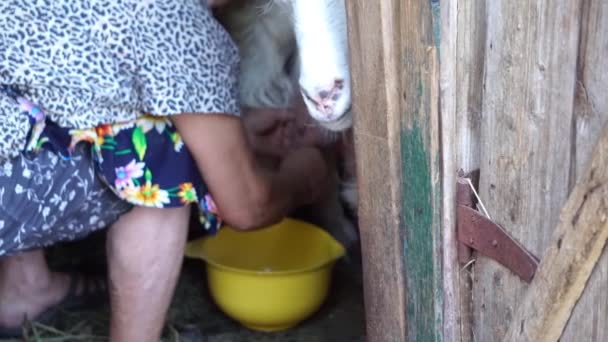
[216,0,358,248]
[217,0,352,130]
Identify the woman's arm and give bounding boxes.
[172,113,328,230]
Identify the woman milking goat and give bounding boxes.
[216,0,358,249]
[0,0,333,339]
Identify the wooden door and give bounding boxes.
[441,0,608,341]
[347,0,608,341]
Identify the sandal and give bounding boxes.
[0,272,109,339]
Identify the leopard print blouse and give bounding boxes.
[0,0,241,161]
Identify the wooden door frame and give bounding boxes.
[346,1,445,341]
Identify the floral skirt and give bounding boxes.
[0,144,133,256]
[1,85,222,235]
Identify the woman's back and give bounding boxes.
[0,0,240,159]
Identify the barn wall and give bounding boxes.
[440,0,487,341]
[349,0,606,340]
[560,0,608,340]
[439,0,608,341]
[474,0,581,339]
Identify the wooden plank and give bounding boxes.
[454,0,486,174]
[473,1,582,341]
[438,0,460,340]
[401,47,442,342]
[346,0,443,341]
[440,1,486,341]
[400,1,442,341]
[454,3,487,341]
[346,1,407,341]
[560,0,608,340]
[502,122,608,342]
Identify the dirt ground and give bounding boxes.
[0,230,366,342]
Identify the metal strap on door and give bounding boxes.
[456,170,540,283]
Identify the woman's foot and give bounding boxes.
[0,250,107,335]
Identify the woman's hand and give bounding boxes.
[171,113,331,230]
[242,107,295,158]
[242,104,333,158]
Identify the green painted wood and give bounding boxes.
[400,1,443,340]
[346,0,443,340]
[401,122,442,342]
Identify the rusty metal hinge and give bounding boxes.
[456,170,540,283]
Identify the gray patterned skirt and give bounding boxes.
[0,144,133,256]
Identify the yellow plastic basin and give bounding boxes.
[184,218,346,332]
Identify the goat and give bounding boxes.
[215,0,358,250]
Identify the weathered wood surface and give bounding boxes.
[560,0,608,340]
[502,122,608,342]
[400,0,442,340]
[473,1,582,341]
[346,1,407,340]
[346,0,442,340]
[454,0,485,174]
[440,0,486,341]
[439,1,460,340]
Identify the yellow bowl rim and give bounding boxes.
[188,219,347,276]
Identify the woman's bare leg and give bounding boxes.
[106,205,190,342]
